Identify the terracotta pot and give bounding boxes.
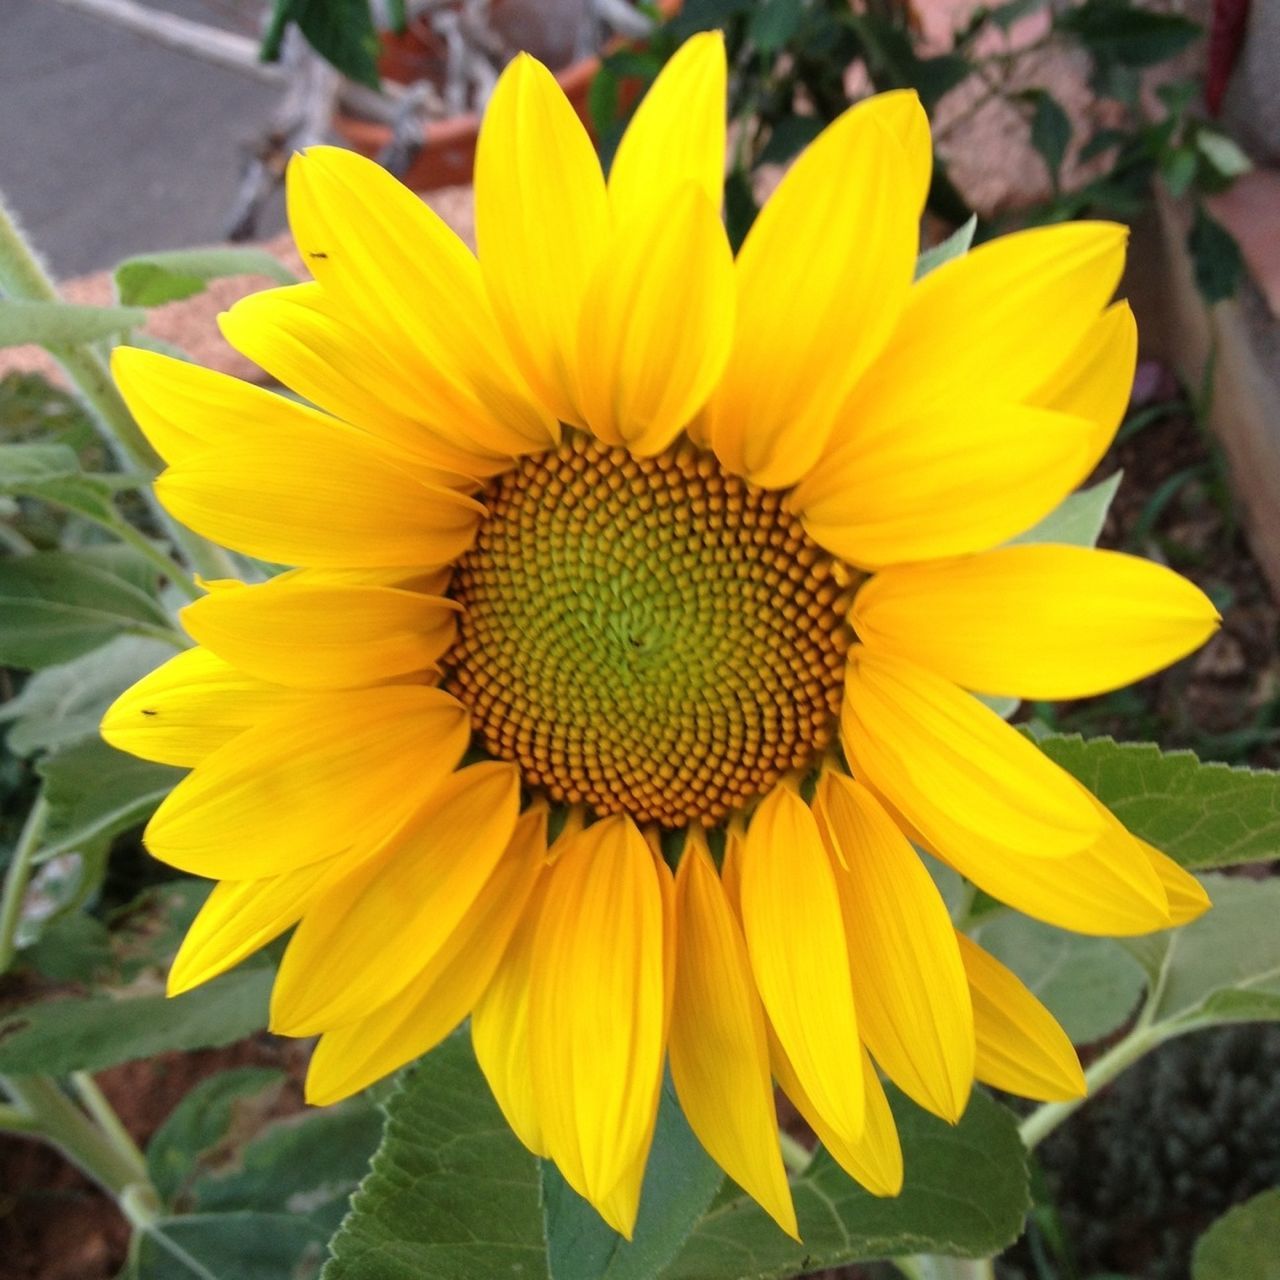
[333,1,681,191]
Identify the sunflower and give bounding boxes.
[103,32,1218,1240]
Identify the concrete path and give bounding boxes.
[0,0,288,278]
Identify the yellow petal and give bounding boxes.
[1030,300,1137,479]
[219,285,531,473]
[180,579,458,690]
[770,1034,903,1197]
[816,773,974,1123]
[842,647,1106,860]
[576,185,734,454]
[101,646,306,767]
[476,54,608,425]
[472,874,552,1158]
[958,933,1086,1102]
[793,401,1098,569]
[528,816,665,1237]
[608,31,726,227]
[670,830,798,1239]
[305,806,547,1104]
[168,857,346,995]
[286,146,554,451]
[271,762,520,1035]
[845,221,1128,426]
[852,545,1221,700]
[155,434,482,569]
[146,686,469,878]
[738,786,864,1143]
[708,92,927,488]
[1140,842,1211,925]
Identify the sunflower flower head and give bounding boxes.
[103,31,1220,1242]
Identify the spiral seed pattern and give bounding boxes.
[444,436,851,827]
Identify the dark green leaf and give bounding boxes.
[322,1032,549,1280]
[971,914,1146,1042]
[543,1075,722,1280]
[38,738,182,859]
[0,300,146,349]
[0,967,271,1075]
[588,66,621,138]
[1034,735,1280,870]
[116,249,296,308]
[148,1068,286,1205]
[261,0,380,90]
[750,0,803,54]
[724,169,759,254]
[1055,0,1200,68]
[1189,205,1244,305]
[758,115,824,166]
[848,14,969,108]
[1029,91,1071,183]
[1192,1188,1280,1280]
[1161,146,1199,199]
[22,911,113,983]
[131,1211,326,1280]
[662,1090,1029,1278]
[989,0,1048,33]
[0,551,175,669]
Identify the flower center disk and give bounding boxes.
[445,437,851,827]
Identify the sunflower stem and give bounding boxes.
[0,794,49,974]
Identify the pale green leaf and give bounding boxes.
[1195,131,1253,181]
[915,215,977,280]
[116,248,297,308]
[1036,735,1280,870]
[0,299,146,348]
[1010,472,1122,548]
[1192,1189,1280,1280]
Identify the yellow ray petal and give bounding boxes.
[146,686,469,878]
[816,773,974,1123]
[305,807,547,1105]
[101,646,306,767]
[708,92,927,488]
[852,545,1220,700]
[1140,842,1211,925]
[168,857,347,995]
[793,401,1098,569]
[528,816,665,1237]
[770,1033,903,1197]
[285,146,555,451]
[608,31,727,228]
[476,53,608,425]
[1030,300,1137,479]
[180,579,458,690]
[845,221,1128,427]
[576,185,734,455]
[739,786,864,1143]
[277,565,451,593]
[472,874,552,1159]
[670,830,798,1239]
[155,434,482,569]
[842,648,1106,860]
[271,762,520,1036]
[958,933,1086,1102]
[219,285,529,473]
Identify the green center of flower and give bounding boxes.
[444,436,851,827]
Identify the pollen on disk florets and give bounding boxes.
[444,435,852,827]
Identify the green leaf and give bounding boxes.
[0,966,271,1075]
[0,440,125,523]
[262,0,381,90]
[115,249,297,308]
[0,550,175,669]
[322,1032,549,1280]
[1196,130,1253,181]
[1029,91,1071,182]
[37,738,182,859]
[914,215,977,280]
[662,1090,1029,1278]
[0,299,146,348]
[1011,472,1121,549]
[1192,1189,1280,1280]
[1121,875,1280,1030]
[1054,0,1200,68]
[193,1097,385,1235]
[543,1075,722,1280]
[1161,146,1199,199]
[758,115,824,166]
[0,635,176,757]
[1189,204,1244,305]
[130,1211,327,1280]
[148,1067,286,1205]
[971,914,1146,1042]
[749,0,803,53]
[1034,735,1280,871]
[21,911,113,983]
